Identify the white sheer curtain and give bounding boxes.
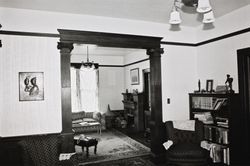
[71,67,99,113]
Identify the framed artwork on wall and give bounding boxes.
[206,79,213,93]
[130,68,140,85]
[19,72,44,101]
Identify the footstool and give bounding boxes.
[74,135,98,158]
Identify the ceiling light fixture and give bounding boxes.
[169,0,215,25]
[81,45,98,69]
[169,0,182,24]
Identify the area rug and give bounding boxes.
[75,130,151,165]
[82,156,155,166]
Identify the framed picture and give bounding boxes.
[206,79,213,92]
[19,72,44,101]
[130,68,139,85]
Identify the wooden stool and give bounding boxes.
[74,135,98,157]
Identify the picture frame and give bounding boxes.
[206,79,213,92]
[130,68,139,85]
[19,72,44,101]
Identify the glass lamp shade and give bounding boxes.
[203,10,215,23]
[169,10,182,25]
[197,0,212,13]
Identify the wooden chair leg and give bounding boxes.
[94,144,97,154]
[86,147,89,158]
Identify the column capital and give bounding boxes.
[57,42,74,52]
[146,48,164,56]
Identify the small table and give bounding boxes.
[74,135,98,157]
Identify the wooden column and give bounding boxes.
[57,42,75,152]
[147,48,165,162]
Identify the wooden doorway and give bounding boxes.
[143,68,151,141]
[57,30,165,160]
[237,47,250,163]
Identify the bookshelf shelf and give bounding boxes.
[189,93,240,166]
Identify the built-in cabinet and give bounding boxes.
[122,93,144,132]
[189,93,245,165]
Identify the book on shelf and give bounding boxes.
[194,112,214,124]
[213,98,227,110]
[192,97,214,110]
[204,142,230,165]
[215,117,229,128]
[204,125,229,145]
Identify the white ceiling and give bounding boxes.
[0,0,250,27]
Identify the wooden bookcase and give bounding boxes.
[189,93,243,165]
[122,93,144,132]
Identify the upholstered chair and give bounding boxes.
[18,134,78,166]
[164,120,210,166]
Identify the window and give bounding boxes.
[71,67,99,113]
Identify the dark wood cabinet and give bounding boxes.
[189,93,247,165]
[122,93,144,132]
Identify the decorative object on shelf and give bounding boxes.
[130,68,140,85]
[169,0,214,25]
[19,72,44,101]
[198,79,201,92]
[81,45,99,69]
[0,24,2,47]
[194,79,201,93]
[215,85,227,94]
[225,74,234,93]
[206,79,213,93]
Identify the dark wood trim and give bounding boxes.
[57,42,75,153]
[0,40,2,47]
[0,30,60,38]
[99,65,124,67]
[147,48,166,161]
[161,41,197,47]
[58,29,162,49]
[71,58,149,68]
[58,29,164,160]
[161,27,250,46]
[1,27,249,46]
[0,132,61,141]
[124,58,149,67]
[197,27,250,46]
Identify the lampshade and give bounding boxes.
[169,10,182,25]
[197,0,212,13]
[202,10,215,23]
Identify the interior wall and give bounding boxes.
[71,54,124,112]
[124,50,149,93]
[196,32,250,93]
[161,45,198,121]
[0,35,62,137]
